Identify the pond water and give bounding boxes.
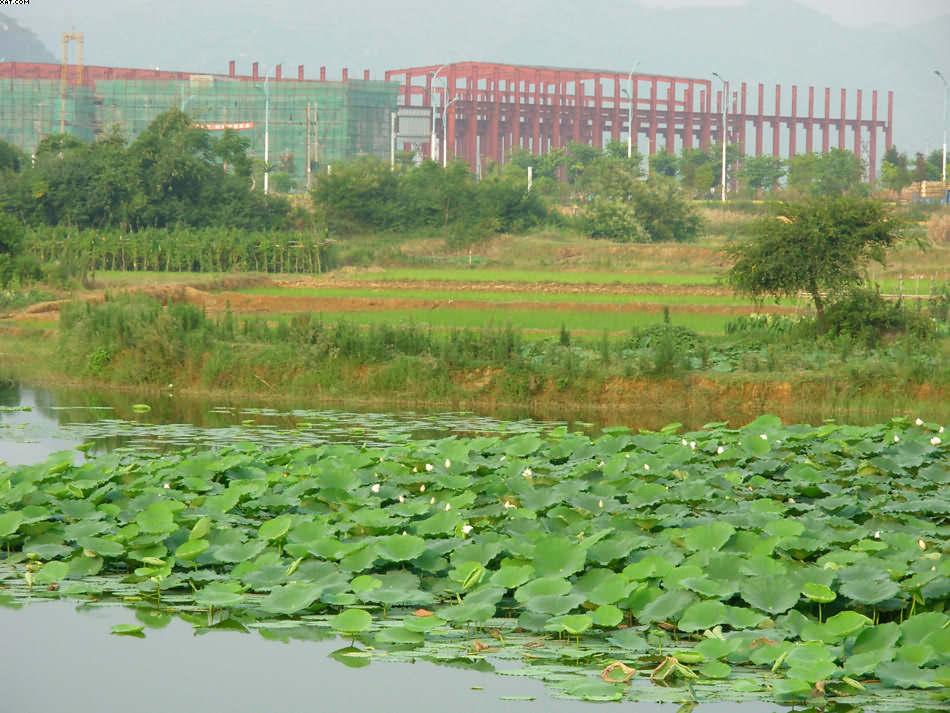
[0,382,923,711]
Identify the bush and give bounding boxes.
[821,286,935,346]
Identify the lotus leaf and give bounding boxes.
[740,576,801,615]
[678,600,728,632]
[330,608,373,634]
[374,534,426,562]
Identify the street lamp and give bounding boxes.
[627,62,640,159]
[442,96,459,168]
[936,70,948,185]
[713,72,728,202]
[253,67,272,194]
[429,63,450,162]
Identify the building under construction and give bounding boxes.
[1,54,894,186]
[0,59,399,189]
[387,61,894,184]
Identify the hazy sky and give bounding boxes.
[640,0,950,27]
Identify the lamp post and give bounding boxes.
[254,70,272,194]
[627,62,640,159]
[713,72,728,202]
[936,70,948,185]
[429,63,450,162]
[442,96,459,168]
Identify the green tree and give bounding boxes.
[648,148,678,177]
[739,154,785,197]
[727,196,902,320]
[879,146,912,195]
[787,149,866,197]
[578,159,701,243]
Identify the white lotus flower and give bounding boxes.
[760,434,768,440]
[461,524,473,535]
[919,539,927,551]
[643,464,650,471]
[444,502,451,511]
[163,483,170,489]
[916,418,924,426]
[940,427,945,434]
[931,437,942,446]
[425,463,434,472]
[500,455,506,461]
[420,484,426,492]
[430,497,435,505]
[504,500,515,509]
[522,468,533,478]
[873,530,881,539]
[716,446,725,455]
[689,441,696,450]
[444,459,451,468]
[893,435,900,442]
[371,483,381,493]
[682,439,688,446]
[598,499,604,508]
[398,495,405,503]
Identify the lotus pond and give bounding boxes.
[3,385,950,711]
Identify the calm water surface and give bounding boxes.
[1,382,906,712]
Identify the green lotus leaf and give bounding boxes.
[822,610,872,638]
[876,660,940,689]
[699,661,731,679]
[896,644,937,667]
[682,522,735,552]
[556,679,623,702]
[681,577,737,599]
[111,624,146,637]
[258,515,292,541]
[852,622,900,655]
[695,637,740,661]
[678,600,728,632]
[524,593,586,616]
[531,536,586,578]
[545,614,593,635]
[740,576,801,614]
[512,575,568,600]
[135,502,176,534]
[330,608,373,634]
[259,582,323,615]
[740,432,772,456]
[374,627,423,645]
[638,589,698,623]
[771,679,813,699]
[842,649,891,678]
[0,511,24,537]
[838,565,901,605]
[590,605,624,628]
[349,575,382,593]
[374,534,426,562]
[174,538,209,561]
[489,564,535,590]
[34,560,69,584]
[194,582,245,608]
[801,582,836,603]
[77,536,125,558]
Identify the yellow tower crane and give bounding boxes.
[60,31,84,134]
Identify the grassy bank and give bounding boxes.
[4,291,950,426]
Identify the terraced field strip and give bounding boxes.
[239,286,786,307]
[352,269,721,286]
[264,308,736,336]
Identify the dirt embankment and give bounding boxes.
[3,273,793,324]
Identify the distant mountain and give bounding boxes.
[0,12,57,63]
[6,0,950,154]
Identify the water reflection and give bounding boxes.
[2,601,791,713]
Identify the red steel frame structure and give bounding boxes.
[386,61,893,184]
